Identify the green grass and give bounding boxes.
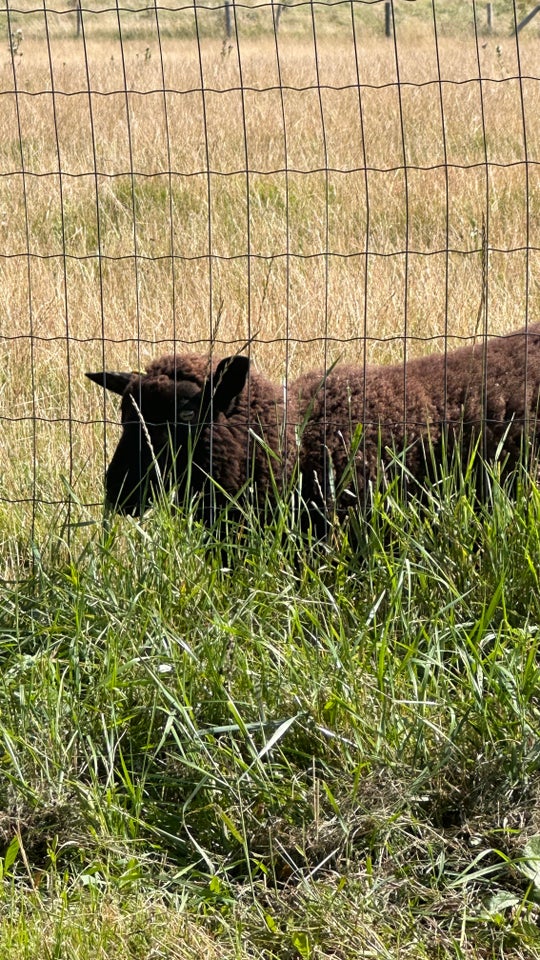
[1,3,540,953]
[3,464,540,956]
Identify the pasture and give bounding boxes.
[2,1,540,956]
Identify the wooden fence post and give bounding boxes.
[385,2,392,38]
[516,4,540,33]
[68,0,82,37]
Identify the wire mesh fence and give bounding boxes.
[0,0,539,539]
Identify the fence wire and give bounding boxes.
[0,0,539,537]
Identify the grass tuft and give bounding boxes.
[2,462,540,955]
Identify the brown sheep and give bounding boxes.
[293,322,540,528]
[87,324,540,531]
[86,352,298,519]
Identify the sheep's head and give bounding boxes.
[86,355,250,515]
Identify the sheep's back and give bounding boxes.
[198,371,298,499]
[294,362,443,507]
[293,323,540,511]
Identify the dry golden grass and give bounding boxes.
[0,20,539,530]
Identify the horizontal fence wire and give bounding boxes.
[0,0,539,534]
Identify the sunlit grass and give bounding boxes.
[2,5,540,956]
[2,461,540,956]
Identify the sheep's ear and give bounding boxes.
[85,371,132,396]
[211,356,250,412]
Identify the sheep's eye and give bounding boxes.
[177,408,195,422]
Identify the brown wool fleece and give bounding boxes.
[98,325,540,521]
[121,354,299,503]
[293,323,540,514]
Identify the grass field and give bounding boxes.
[2,1,540,955]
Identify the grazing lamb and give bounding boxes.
[293,322,540,527]
[87,324,540,530]
[86,352,298,519]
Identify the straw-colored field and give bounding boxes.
[1,6,539,536]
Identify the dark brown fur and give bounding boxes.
[87,352,298,518]
[87,324,540,528]
[294,323,540,523]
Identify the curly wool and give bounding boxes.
[293,323,540,517]
[106,353,298,516]
[90,324,540,524]
[143,353,214,383]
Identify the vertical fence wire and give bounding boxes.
[271,0,291,485]
[78,0,108,500]
[431,0,450,430]
[42,0,73,528]
[350,0,370,501]
[512,0,532,446]
[0,0,539,532]
[472,0,491,471]
[192,0,215,522]
[232,0,254,491]
[309,0,330,526]
[389,0,410,487]
[5,0,37,542]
